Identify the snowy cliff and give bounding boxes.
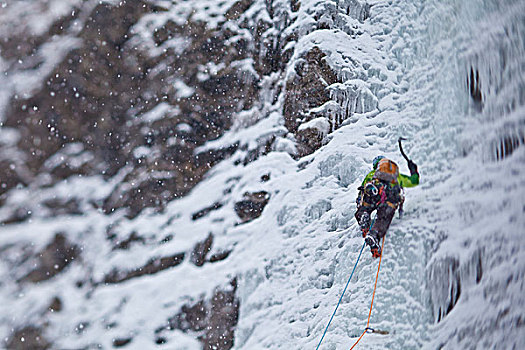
[0,0,524,349]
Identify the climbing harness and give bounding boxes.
[315,242,366,350]
[360,180,386,208]
[378,184,387,204]
[364,182,379,196]
[348,236,386,350]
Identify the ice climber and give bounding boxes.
[355,155,419,258]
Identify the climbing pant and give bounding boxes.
[369,202,397,241]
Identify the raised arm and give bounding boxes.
[398,160,419,187]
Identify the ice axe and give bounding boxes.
[398,136,417,173]
[398,137,411,163]
[397,137,414,219]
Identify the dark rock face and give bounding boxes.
[171,300,208,333]
[112,231,146,251]
[5,326,50,350]
[234,191,270,222]
[295,128,325,157]
[209,250,232,263]
[204,282,240,350]
[1,207,32,225]
[4,1,151,179]
[103,252,185,284]
[225,0,255,21]
[2,0,256,219]
[42,198,82,217]
[113,337,133,348]
[283,47,339,156]
[191,233,214,267]
[0,0,328,348]
[47,296,63,313]
[192,202,224,221]
[190,233,232,267]
[0,160,28,206]
[20,233,79,283]
[164,279,239,350]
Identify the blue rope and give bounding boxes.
[315,241,366,350]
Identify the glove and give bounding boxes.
[408,160,418,175]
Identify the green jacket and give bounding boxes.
[360,169,419,188]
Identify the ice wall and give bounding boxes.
[422,0,525,348]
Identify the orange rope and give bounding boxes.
[349,236,386,350]
[349,330,367,350]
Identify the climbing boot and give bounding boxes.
[370,247,381,258]
[365,236,381,258]
[359,212,371,237]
